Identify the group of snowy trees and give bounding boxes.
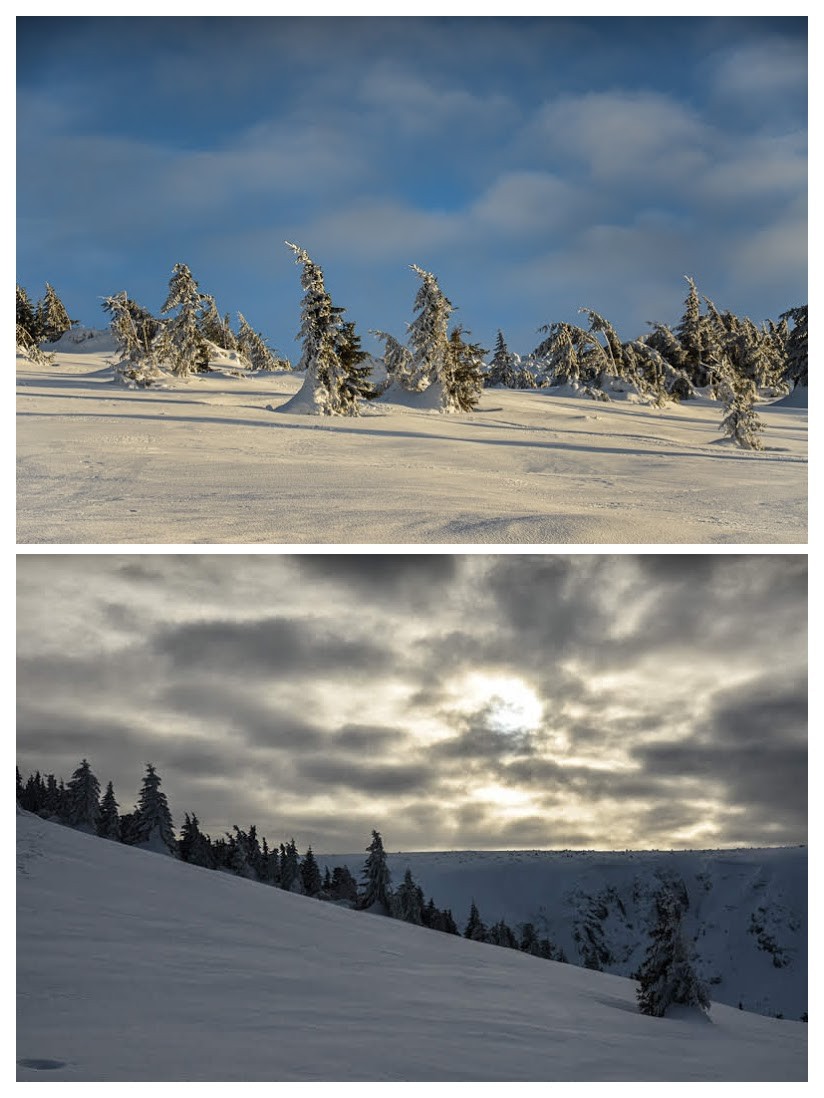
[18,760,174,852]
[99,263,291,386]
[485,278,808,450]
[16,282,74,364]
[17,261,806,446]
[286,246,483,415]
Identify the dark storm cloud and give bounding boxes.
[160,682,327,751]
[293,555,458,603]
[296,757,434,796]
[634,679,807,823]
[155,616,388,676]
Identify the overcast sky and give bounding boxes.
[16,15,806,359]
[16,554,806,853]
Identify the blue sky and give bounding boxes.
[16,15,807,361]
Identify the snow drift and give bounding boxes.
[16,812,806,1081]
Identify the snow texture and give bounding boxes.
[16,341,807,543]
[16,812,806,1081]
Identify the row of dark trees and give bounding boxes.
[18,758,717,1017]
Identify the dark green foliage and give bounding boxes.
[444,326,485,412]
[359,829,393,913]
[36,282,72,343]
[301,846,323,897]
[464,899,488,942]
[393,868,425,924]
[335,318,376,405]
[486,329,520,388]
[97,781,120,840]
[330,864,359,904]
[16,284,40,342]
[780,305,808,389]
[280,838,300,891]
[64,759,101,831]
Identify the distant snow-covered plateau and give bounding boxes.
[16,333,807,544]
[17,811,806,1081]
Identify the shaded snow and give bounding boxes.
[319,847,807,1020]
[17,347,807,543]
[16,813,807,1082]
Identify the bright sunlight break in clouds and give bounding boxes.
[16,555,807,853]
[16,16,807,361]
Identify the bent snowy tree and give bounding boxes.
[281,242,371,415]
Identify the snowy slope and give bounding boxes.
[16,344,807,544]
[16,812,806,1081]
[318,847,807,1020]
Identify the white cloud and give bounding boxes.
[529,90,709,185]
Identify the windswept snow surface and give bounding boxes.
[16,344,807,543]
[17,813,806,1081]
[320,847,807,1020]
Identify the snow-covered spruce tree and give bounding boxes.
[359,829,393,913]
[284,241,365,415]
[443,326,485,411]
[132,763,176,854]
[236,312,288,372]
[675,275,709,387]
[97,781,121,840]
[780,305,808,390]
[64,758,101,832]
[300,846,323,897]
[102,291,163,387]
[407,264,455,406]
[636,885,710,1018]
[16,284,39,342]
[534,321,610,397]
[199,295,238,351]
[486,330,520,388]
[718,372,765,450]
[154,263,211,377]
[370,329,414,394]
[16,285,53,365]
[37,282,73,343]
[392,868,425,925]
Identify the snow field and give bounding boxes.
[16,347,807,544]
[16,812,807,1081]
